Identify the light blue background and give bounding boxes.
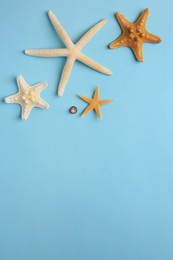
[0,0,173,259]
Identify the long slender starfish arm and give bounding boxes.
[145,33,162,43]
[76,19,107,50]
[98,99,113,106]
[78,95,93,103]
[48,11,73,48]
[94,105,102,120]
[109,35,128,49]
[25,49,69,57]
[116,12,132,31]
[78,53,112,76]
[81,104,94,117]
[136,8,150,26]
[94,86,99,100]
[58,57,76,96]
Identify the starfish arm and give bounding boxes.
[81,104,94,117]
[36,98,49,109]
[131,42,144,61]
[116,12,132,31]
[109,34,128,49]
[98,99,113,106]
[32,82,48,93]
[21,106,32,120]
[78,94,93,103]
[17,75,28,91]
[25,49,69,57]
[136,8,150,26]
[58,57,76,96]
[93,86,99,100]
[78,53,112,76]
[94,105,102,120]
[4,94,20,104]
[48,11,73,48]
[145,33,162,43]
[76,19,106,50]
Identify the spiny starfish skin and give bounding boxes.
[5,76,49,120]
[109,8,162,61]
[25,11,112,96]
[79,86,112,120]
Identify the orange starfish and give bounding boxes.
[109,8,162,61]
[79,87,112,120]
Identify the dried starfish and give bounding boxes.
[25,11,112,96]
[79,86,112,120]
[109,8,162,61]
[5,75,49,120]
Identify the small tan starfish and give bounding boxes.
[25,11,112,96]
[5,76,49,120]
[109,8,162,61]
[79,86,112,120]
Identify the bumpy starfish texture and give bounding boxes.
[109,8,162,61]
[5,76,49,120]
[79,86,112,120]
[25,11,112,96]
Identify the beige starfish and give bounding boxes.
[25,11,112,97]
[5,75,49,120]
[79,86,113,120]
[109,8,162,61]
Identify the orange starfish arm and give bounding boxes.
[78,95,93,103]
[136,8,150,26]
[99,100,113,106]
[81,104,94,117]
[116,12,132,31]
[109,34,128,49]
[93,86,99,100]
[145,33,162,43]
[131,42,144,61]
[94,105,102,120]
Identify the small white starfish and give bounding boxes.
[5,75,49,120]
[25,11,112,96]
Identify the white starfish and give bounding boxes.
[25,11,112,97]
[5,75,49,120]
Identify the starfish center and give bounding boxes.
[69,45,81,58]
[21,89,37,105]
[128,25,145,44]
